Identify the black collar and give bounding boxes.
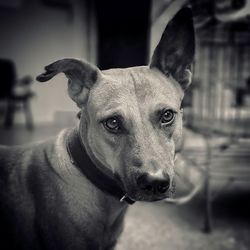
[66,128,135,205]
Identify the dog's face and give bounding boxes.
[84,67,183,201]
[37,8,195,202]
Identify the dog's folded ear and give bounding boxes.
[150,7,195,90]
[36,58,100,107]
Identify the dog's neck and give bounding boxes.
[66,128,135,205]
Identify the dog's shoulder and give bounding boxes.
[0,144,31,183]
[0,138,53,175]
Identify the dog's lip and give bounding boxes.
[125,185,175,202]
[125,191,173,202]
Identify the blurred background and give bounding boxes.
[0,0,249,249]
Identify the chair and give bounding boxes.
[0,58,34,130]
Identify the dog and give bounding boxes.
[0,7,195,250]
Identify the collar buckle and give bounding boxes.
[120,194,135,205]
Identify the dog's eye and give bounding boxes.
[104,117,121,133]
[160,110,175,125]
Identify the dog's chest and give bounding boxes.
[32,167,127,250]
[56,187,128,249]
[102,202,128,247]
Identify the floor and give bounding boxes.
[117,191,250,250]
[0,123,249,250]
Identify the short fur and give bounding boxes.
[0,8,195,250]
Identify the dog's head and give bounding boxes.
[37,8,195,202]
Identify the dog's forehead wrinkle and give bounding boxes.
[89,66,182,123]
[129,68,182,111]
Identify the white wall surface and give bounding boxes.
[0,0,96,123]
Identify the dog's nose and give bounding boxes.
[136,173,170,194]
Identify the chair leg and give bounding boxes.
[204,174,212,233]
[4,99,15,128]
[23,99,34,130]
[203,134,212,233]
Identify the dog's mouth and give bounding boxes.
[123,180,176,202]
[124,191,174,203]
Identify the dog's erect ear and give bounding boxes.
[150,7,195,90]
[36,58,99,107]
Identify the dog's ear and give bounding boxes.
[150,7,195,90]
[36,58,100,107]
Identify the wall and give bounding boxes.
[0,0,96,123]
